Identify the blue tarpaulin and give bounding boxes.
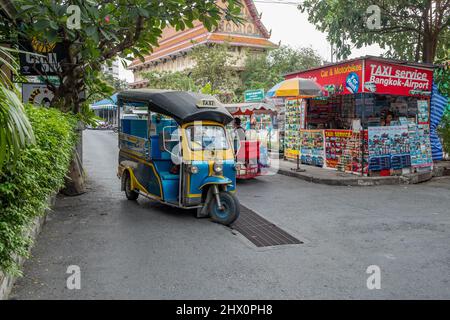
[430,84,448,161]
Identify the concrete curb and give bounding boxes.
[432,161,450,177]
[277,169,433,186]
[0,194,56,300]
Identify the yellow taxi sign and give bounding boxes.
[196,98,218,108]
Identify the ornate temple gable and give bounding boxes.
[215,0,270,38]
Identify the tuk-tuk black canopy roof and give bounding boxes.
[117,89,233,125]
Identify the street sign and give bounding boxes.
[19,37,68,76]
[22,83,54,106]
[244,89,265,102]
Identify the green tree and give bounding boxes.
[10,0,243,113]
[141,44,241,102]
[298,0,450,63]
[190,43,240,99]
[102,73,128,93]
[241,45,323,93]
[143,70,198,91]
[0,46,35,172]
[439,113,450,157]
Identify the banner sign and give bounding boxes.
[299,129,325,167]
[324,129,352,168]
[368,125,410,171]
[365,59,433,96]
[19,38,68,76]
[286,60,363,95]
[408,124,433,168]
[417,100,429,124]
[284,98,304,160]
[22,83,54,106]
[286,58,433,97]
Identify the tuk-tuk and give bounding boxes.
[116,89,240,225]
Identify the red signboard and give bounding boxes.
[286,58,434,97]
[286,60,364,95]
[364,59,433,96]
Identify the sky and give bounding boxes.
[119,1,386,83]
[254,1,385,61]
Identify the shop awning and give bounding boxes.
[223,102,276,116]
[90,93,118,110]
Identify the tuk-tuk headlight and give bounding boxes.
[190,165,199,174]
[213,162,223,174]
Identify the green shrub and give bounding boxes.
[0,105,77,275]
[435,63,450,157]
[438,112,450,157]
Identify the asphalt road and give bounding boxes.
[10,130,450,299]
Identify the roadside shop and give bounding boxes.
[282,56,435,176]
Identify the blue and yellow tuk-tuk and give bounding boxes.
[116,89,240,225]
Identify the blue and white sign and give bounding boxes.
[346,72,360,93]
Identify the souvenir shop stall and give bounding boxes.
[224,102,277,149]
[90,93,119,126]
[283,56,436,176]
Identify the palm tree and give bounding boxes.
[0,45,35,171]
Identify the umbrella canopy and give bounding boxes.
[266,77,323,98]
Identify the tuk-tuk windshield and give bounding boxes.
[186,125,229,151]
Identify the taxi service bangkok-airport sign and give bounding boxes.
[286,58,433,97]
[364,59,433,96]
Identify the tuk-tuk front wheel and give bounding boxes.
[209,191,240,225]
[123,171,139,201]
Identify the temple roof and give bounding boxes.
[129,0,276,70]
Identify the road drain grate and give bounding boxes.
[231,205,303,247]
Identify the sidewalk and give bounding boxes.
[274,159,435,186]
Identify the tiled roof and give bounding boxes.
[129,0,274,70]
[207,33,277,48]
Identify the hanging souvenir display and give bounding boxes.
[284,98,305,159]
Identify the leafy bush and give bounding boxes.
[0,46,35,171]
[0,105,77,275]
[438,113,450,158]
[435,63,450,158]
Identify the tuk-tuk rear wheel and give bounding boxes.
[124,171,139,201]
[209,191,240,226]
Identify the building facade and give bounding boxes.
[128,0,276,88]
[101,58,120,79]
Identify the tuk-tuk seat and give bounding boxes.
[153,160,179,181]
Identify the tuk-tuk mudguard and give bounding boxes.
[186,160,236,197]
[199,176,233,190]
